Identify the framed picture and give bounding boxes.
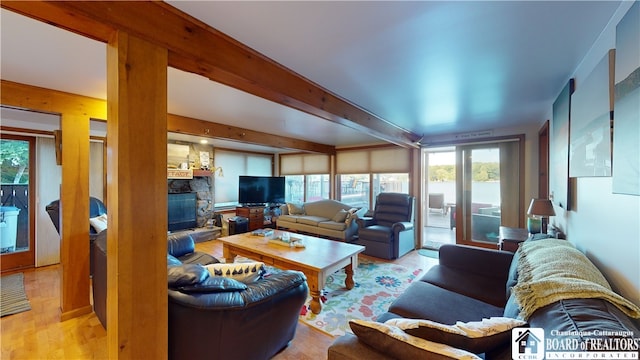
[550,79,574,210]
[612,2,640,196]
[569,49,615,177]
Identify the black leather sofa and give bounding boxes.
[93,231,309,359]
[92,231,219,328]
[328,241,640,359]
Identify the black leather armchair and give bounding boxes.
[355,192,415,259]
[45,197,107,275]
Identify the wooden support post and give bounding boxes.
[106,31,168,359]
[59,113,92,320]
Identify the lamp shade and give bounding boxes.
[527,199,556,217]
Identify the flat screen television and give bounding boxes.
[238,176,285,206]
[168,192,197,231]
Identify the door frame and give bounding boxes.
[1,133,36,272]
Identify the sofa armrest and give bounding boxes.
[357,217,375,228]
[438,244,514,280]
[392,221,414,233]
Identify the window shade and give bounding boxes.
[336,147,410,174]
[280,154,330,175]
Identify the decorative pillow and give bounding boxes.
[332,209,349,223]
[344,207,359,226]
[89,213,108,233]
[384,317,527,354]
[178,276,248,293]
[287,203,305,215]
[205,261,265,283]
[168,264,210,287]
[349,319,481,360]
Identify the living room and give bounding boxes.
[1,2,639,359]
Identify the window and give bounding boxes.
[214,149,272,208]
[372,173,409,200]
[339,174,370,208]
[284,174,329,203]
[281,154,330,203]
[336,146,411,210]
[284,175,304,203]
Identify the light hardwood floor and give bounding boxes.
[1,239,437,360]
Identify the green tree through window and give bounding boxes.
[1,139,30,184]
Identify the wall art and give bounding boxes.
[569,49,615,177]
[612,2,640,195]
[550,79,574,210]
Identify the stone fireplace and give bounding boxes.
[168,174,213,228]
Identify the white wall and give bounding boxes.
[36,137,61,267]
[548,1,639,305]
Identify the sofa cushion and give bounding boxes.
[318,221,348,231]
[421,265,507,307]
[178,251,220,266]
[385,317,526,354]
[178,276,248,293]
[297,215,328,226]
[167,254,182,267]
[349,319,481,360]
[277,214,299,223]
[287,202,305,215]
[205,262,265,283]
[388,281,505,325]
[168,264,210,287]
[358,225,392,243]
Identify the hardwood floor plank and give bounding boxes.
[1,238,437,359]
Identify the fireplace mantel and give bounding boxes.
[167,168,212,179]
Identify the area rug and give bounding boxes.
[0,273,31,317]
[418,248,439,259]
[299,259,423,337]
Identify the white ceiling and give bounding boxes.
[1,1,625,152]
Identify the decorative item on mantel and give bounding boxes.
[168,168,193,179]
[527,198,556,234]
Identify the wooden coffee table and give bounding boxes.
[218,230,365,314]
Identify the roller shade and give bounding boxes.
[336,147,410,174]
[280,154,330,175]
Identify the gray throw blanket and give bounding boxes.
[512,239,640,320]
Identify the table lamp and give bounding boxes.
[527,198,556,234]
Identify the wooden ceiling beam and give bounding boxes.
[1,80,333,154]
[1,1,421,148]
[168,114,336,154]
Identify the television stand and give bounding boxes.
[236,206,265,231]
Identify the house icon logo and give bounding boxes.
[512,328,545,360]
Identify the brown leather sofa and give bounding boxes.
[328,242,640,359]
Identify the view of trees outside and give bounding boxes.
[0,139,30,184]
[428,162,500,182]
[427,149,501,206]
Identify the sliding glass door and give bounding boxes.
[455,139,523,248]
[1,134,36,271]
